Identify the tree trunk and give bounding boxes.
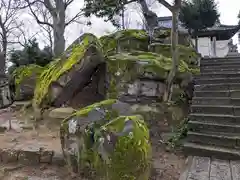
[53,18,65,57]
[163,10,179,102]
[52,2,66,57]
[121,7,125,30]
[138,0,158,38]
[0,32,7,75]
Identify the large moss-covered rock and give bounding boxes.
[12,64,44,101]
[60,99,151,179]
[33,33,104,108]
[33,29,200,109]
[100,29,149,55]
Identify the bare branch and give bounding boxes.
[157,0,173,11]
[65,11,84,26]
[18,0,43,9]
[65,0,74,8]
[26,0,53,27]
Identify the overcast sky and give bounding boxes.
[21,0,240,49]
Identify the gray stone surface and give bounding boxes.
[180,156,240,180]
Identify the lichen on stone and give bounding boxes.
[12,64,44,98]
[33,33,103,107]
[61,99,118,129]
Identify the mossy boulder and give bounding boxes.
[153,28,190,46]
[33,33,104,108]
[100,29,149,55]
[60,99,151,179]
[107,50,197,99]
[12,64,44,101]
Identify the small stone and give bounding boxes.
[52,151,65,166]
[20,124,33,130]
[40,150,54,164]
[48,107,75,119]
[0,126,7,133]
[1,149,19,163]
[15,144,40,165]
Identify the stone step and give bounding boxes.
[201,59,240,66]
[194,90,240,98]
[201,64,240,69]
[201,61,240,67]
[201,57,240,63]
[192,97,240,106]
[201,67,240,73]
[186,131,240,148]
[189,113,240,125]
[188,120,240,133]
[194,83,240,91]
[195,72,240,79]
[196,77,240,85]
[183,142,240,160]
[191,105,240,115]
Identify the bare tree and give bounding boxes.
[34,4,53,53]
[158,0,182,102]
[0,0,25,73]
[21,0,84,57]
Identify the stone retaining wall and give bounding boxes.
[0,146,65,166]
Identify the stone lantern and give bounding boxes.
[0,52,13,108]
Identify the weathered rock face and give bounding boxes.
[12,65,43,101]
[60,99,151,179]
[66,63,107,108]
[33,34,105,108]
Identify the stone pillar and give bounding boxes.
[212,36,217,57]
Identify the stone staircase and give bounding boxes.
[184,56,240,159]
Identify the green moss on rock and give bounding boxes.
[97,115,151,180]
[107,51,191,82]
[33,33,103,107]
[100,29,149,55]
